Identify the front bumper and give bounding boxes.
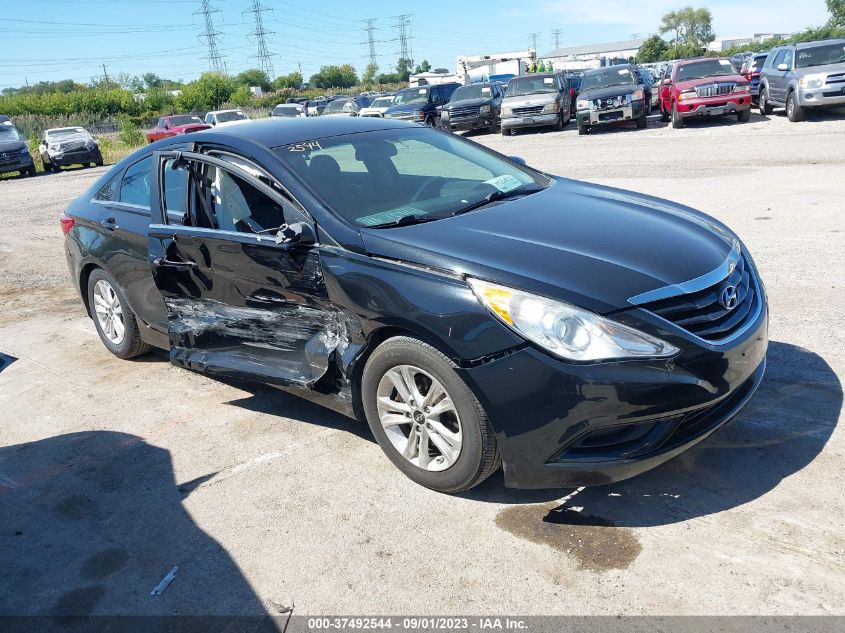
[49,148,102,166]
[577,99,644,127]
[446,114,496,131]
[798,85,845,108]
[500,112,559,130]
[675,95,751,118]
[0,152,34,174]
[458,305,768,489]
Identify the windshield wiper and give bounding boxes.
[366,214,438,229]
[452,185,545,216]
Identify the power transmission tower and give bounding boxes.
[530,32,540,52]
[362,18,379,71]
[245,0,275,78]
[551,28,563,50]
[195,0,226,74]
[392,14,413,67]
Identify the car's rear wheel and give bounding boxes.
[361,336,500,493]
[671,103,684,128]
[786,91,804,122]
[760,87,773,115]
[87,269,150,359]
[737,108,751,122]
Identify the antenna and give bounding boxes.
[244,0,275,78]
[195,0,226,74]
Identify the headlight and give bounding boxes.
[501,107,512,117]
[479,105,491,115]
[542,101,560,113]
[799,74,824,89]
[414,111,426,121]
[441,110,450,119]
[732,84,751,93]
[468,278,679,362]
[677,90,696,101]
[576,99,589,110]
[632,89,645,101]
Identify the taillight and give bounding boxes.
[60,213,74,235]
[570,88,576,98]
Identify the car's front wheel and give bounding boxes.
[361,336,499,493]
[671,103,684,128]
[760,87,773,115]
[786,91,804,122]
[87,269,150,359]
[737,108,751,122]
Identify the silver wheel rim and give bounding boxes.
[376,365,463,472]
[93,279,125,345]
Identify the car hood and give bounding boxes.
[445,97,494,110]
[0,139,26,152]
[385,103,427,114]
[172,123,212,132]
[503,93,556,107]
[215,119,251,127]
[674,74,746,90]
[578,84,639,100]
[360,178,737,315]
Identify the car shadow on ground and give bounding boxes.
[472,340,840,526]
[0,431,282,629]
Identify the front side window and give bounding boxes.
[119,157,153,208]
[276,128,547,228]
[771,50,787,68]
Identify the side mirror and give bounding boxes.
[508,155,527,165]
[275,222,315,246]
[777,63,789,72]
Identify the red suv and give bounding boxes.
[659,58,752,128]
[145,115,211,144]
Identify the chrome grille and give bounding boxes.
[0,149,22,166]
[826,72,845,85]
[593,95,629,109]
[695,83,736,98]
[512,105,544,116]
[640,255,760,342]
[449,105,480,119]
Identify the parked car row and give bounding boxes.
[1,116,103,177]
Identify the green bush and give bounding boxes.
[118,117,144,147]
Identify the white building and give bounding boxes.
[707,33,793,52]
[541,39,645,71]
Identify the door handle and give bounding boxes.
[100,217,118,230]
[153,257,197,270]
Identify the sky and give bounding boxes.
[0,0,833,91]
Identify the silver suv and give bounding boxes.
[759,39,845,121]
[500,73,571,135]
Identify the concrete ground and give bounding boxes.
[0,109,843,618]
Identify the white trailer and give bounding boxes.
[456,49,537,84]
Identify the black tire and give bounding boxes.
[660,105,670,122]
[87,268,150,360]
[501,126,511,136]
[42,160,53,173]
[760,87,773,115]
[786,91,804,122]
[737,108,751,123]
[577,123,589,135]
[553,112,564,131]
[424,116,436,128]
[361,336,500,493]
[671,103,684,128]
[26,166,36,177]
[636,110,648,129]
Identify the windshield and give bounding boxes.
[324,100,351,113]
[0,123,22,142]
[451,84,494,101]
[217,111,247,123]
[676,59,738,81]
[581,67,635,91]
[506,75,557,96]
[393,87,429,105]
[47,128,87,139]
[751,55,767,72]
[273,106,301,116]
[796,43,845,68]
[371,97,394,108]
[169,116,203,126]
[275,127,547,227]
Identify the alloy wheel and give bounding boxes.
[92,279,125,345]
[376,364,463,472]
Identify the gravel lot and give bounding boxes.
[1,110,843,618]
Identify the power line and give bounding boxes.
[195,0,226,74]
[244,0,275,78]
[551,28,563,51]
[362,18,378,71]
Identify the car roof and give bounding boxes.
[46,127,87,133]
[208,109,243,114]
[207,116,421,148]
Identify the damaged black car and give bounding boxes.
[62,117,768,493]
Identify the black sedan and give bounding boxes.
[61,117,768,493]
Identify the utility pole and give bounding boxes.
[392,14,413,68]
[101,64,110,90]
[195,0,225,74]
[530,32,540,52]
[551,29,563,50]
[362,18,379,72]
[245,0,275,79]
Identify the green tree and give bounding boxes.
[637,35,670,62]
[309,64,358,88]
[362,63,379,85]
[234,68,272,91]
[414,59,431,74]
[175,72,235,111]
[142,73,163,89]
[273,72,303,89]
[229,84,253,106]
[828,0,845,26]
[660,6,715,57]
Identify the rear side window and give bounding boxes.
[94,177,119,202]
[119,157,152,208]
